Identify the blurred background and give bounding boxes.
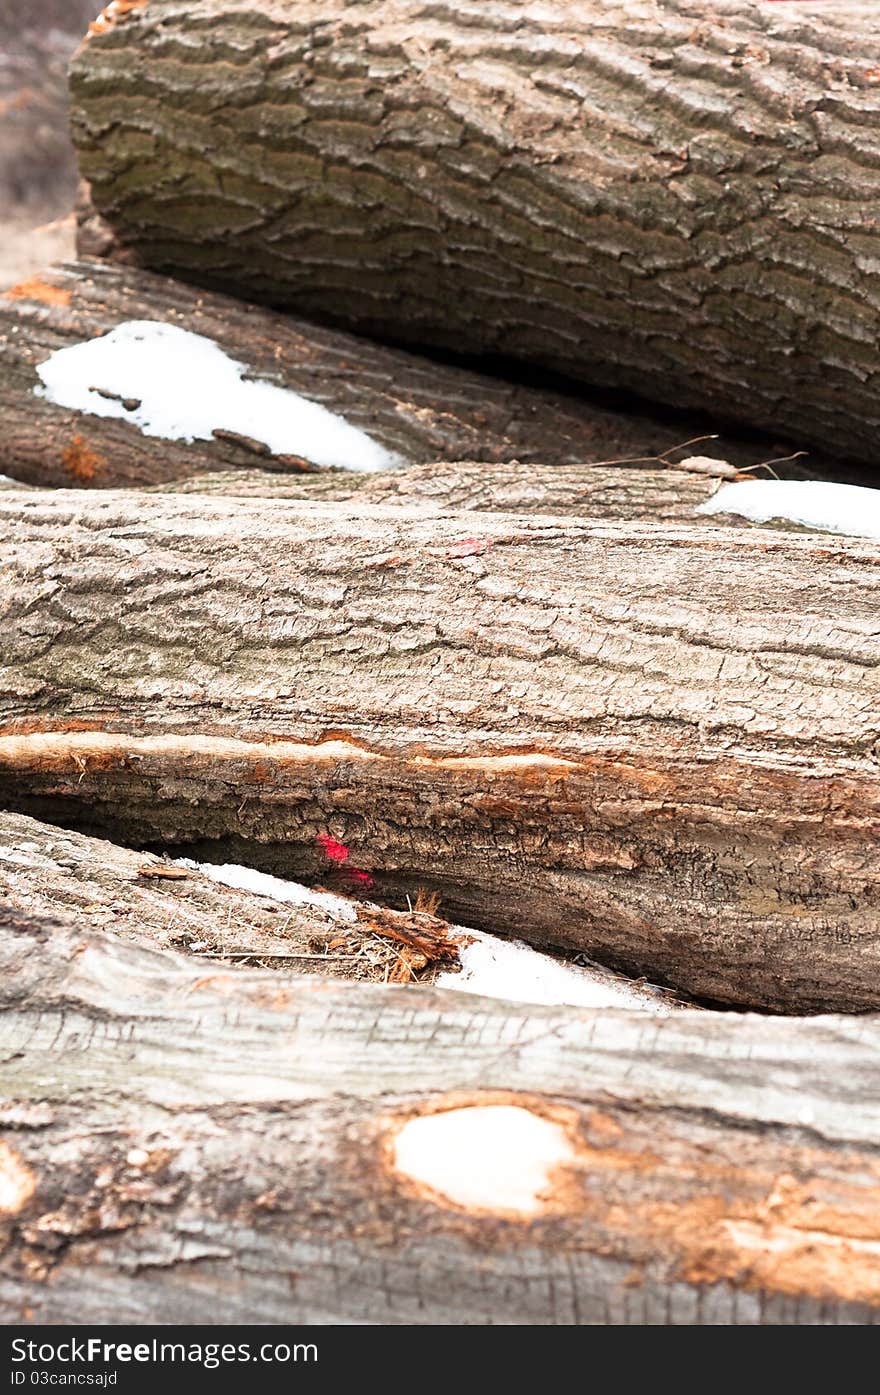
[0,1,98,282]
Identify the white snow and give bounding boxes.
[438,926,670,1014]
[174,859,358,921]
[35,320,402,472]
[697,479,880,542]
[392,1105,574,1215]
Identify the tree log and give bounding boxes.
[0,808,455,985]
[158,459,725,520]
[0,490,878,1013]
[3,903,880,1325]
[0,259,780,490]
[70,0,880,466]
[0,808,666,1005]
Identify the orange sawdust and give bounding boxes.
[5,278,72,308]
[61,435,106,483]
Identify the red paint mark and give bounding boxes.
[317,833,350,864]
[446,537,494,559]
[317,833,374,891]
[346,868,374,889]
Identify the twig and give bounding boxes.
[193,950,357,961]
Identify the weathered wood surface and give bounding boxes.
[0,809,465,985]
[0,260,772,489]
[159,459,723,519]
[70,0,880,465]
[1,489,878,1012]
[0,2,95,218]
[0,808,665,1001]
[2,903,880,1325]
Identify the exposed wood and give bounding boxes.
[70,0,880,466]
[3,903,880,1325]
[0,489,878,1013]
[0,260,780,490]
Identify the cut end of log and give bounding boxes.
[390,1100,576,1218]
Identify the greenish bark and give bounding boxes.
[70,0,880,465]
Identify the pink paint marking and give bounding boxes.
[317,833,350,865]
[317,833,374,891]
[345,867,375,890]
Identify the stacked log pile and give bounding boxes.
[1,0,879,1325]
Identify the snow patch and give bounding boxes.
[438,926,670,1013]
[697,479,880,542]
[174,859,358,921]
[35,320,402,472]
[393,1105,574,1215]
[174,861,669,1011]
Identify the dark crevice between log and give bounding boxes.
[78,256,880,490]
[0,792,755,1014]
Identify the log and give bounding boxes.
[158,459,723,521]
[157,458,876,535]
[70,0,880,466]
[0,808,458,984]
[0,808,667,1004]
[3,903,880,1325]
[0,259,781,490]
[3,454,729,525]
[1,489,878,1013]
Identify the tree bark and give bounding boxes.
[0,808,666,1003]
[1,490,878,1013]
[70,0,880,466]
[158,459,725,520]
[3,903,880,1325]
[0,259,775,490]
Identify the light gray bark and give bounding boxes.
[1,490,878,1012]
[158,459,721,519]
[3,904,880,1324]
[70,0,880,465]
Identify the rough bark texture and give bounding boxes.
[0,808,666,1001]
[3,903,880,1325]
[159,459,721,518]
[0,259,780,490]
[1,490,878,1013]
[0,809,479,987]
[70,0,880,466]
